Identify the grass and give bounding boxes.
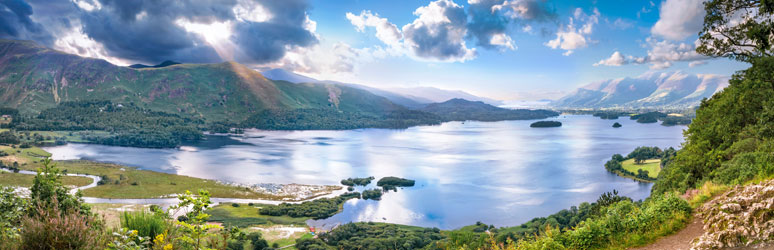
[622,158,661,178]
[0,145,296,200]
[90,203,150,228]
[0,171,92,187]
[207,203,311,228]
[687,181,729,209]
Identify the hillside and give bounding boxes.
[259,68,503,107]
[553,72,729,109]
[421,98,559,121]
[0,39,407,123]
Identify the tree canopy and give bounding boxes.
[697,0,774,62]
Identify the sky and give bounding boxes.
[0,0,750,100]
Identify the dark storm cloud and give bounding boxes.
[1,0,318,65]
[467,0,556,49]
[232,0,318,64]
[0,0,53,44]
[78,0,236,64]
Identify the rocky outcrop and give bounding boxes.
[691,180,774,249]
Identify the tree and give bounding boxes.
[697,0,774,62]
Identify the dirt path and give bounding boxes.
[630,217,705,250]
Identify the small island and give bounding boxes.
[341,176,375,186]
[612,122,622,128]
[530,121,562,128]
[604,146,676,182]
[377,176,415,191]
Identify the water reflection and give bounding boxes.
[45,115,685,229]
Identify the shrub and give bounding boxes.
[119,211,169,243]
[231,203,240,208]
[20,201,103,249]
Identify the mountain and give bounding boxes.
[259,68,503,107]
[128,60,181,69]
[421,98,558,121]
[261,68,319,83]
[388,87,504,106]
[553,72,729,108]
[0,39,408,122]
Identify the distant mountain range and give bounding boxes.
[552,72,729,109]
[260,68,503,107]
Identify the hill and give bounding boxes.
[553,71,728,109]
[259,68,503,107]
[421,98,558,121]
[0,39,409,123]
[128,60,181,69]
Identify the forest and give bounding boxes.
[7,101,203,148]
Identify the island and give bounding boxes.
[340,176,375,186]
[604,146,676,182]
[613,122,622,128]
[529,121,562,128]
[376,176,415,191]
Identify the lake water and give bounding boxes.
[44,115,686,229]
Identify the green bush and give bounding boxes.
[119,211,169,243]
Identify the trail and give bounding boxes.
[630,217,704,250]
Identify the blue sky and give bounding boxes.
[0,0,750,100]
[303,0,748,100]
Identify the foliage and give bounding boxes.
[612,122,622,128]
[697,0,774,62]
[296,222,443,250]
[119,211,170,245]
[340,176,374,186]
[169,190,222,250]
[258,192,361,219]
[627,146,664,164]
[529,121,562,128]
[0,187,26,245]
[19,200,104,250]
[420,98,559,122]
[247,232,268,250]
[653,57,774,194]
[11,101,203,148]
[242,108,442,130]
[604,147,668,181]
[376,177,415,188]
[361,189,383,200]
[660,116,692,126]
[0,131,19,144]
[30,158,90,215]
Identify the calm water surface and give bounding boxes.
[45,115,686,229]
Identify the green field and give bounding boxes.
[207,203,311,228]
[622,158,661,178]
[0,171,92,188]
[0,145,300,200]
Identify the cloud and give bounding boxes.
[593,38,708,69]
[688,60,707,67]
[610,18,633,30]
[593,51,626,66]
[2,0,321,67]
[545,8,599,56]
[345,0,556,62]
[402,0,476,62]
[651,0,704,41]
[466,0,555,50]
[346,11,402,46]
[0,0,53,45]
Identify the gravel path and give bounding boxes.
[630,217,704,250]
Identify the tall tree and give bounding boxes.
[697,0,774,62]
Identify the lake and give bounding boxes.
[44,115,686,229]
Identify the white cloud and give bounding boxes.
[651,0,705,41]
[545,8,599,56]
[346,11,403,47]
[593,51,626,66]
[489,33,516,50]
[688,60,708,67]
[593,38,708,69]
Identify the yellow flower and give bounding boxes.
[154,233,165,243]
[130,230,138,236]
[163,243,173,250]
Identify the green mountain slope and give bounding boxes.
[0,39,403,123]
[421,98,559,121]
